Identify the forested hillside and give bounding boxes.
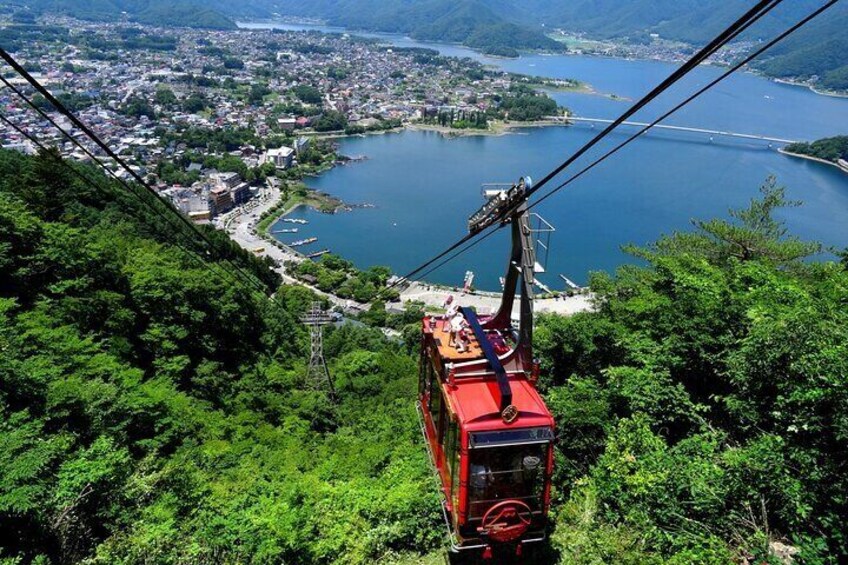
[786,136,848,164]
[1,148,847,564]
[0,148,440,564]
[538,179,848,562]
[6,0,237,29]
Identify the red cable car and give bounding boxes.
[418,179,555,560]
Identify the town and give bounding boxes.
[0,17,575,223]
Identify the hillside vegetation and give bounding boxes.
[538,179,848,562]
[1,148,847,564]
[786,136,848,164]
[10,0,237,30]
[0,149,439,564]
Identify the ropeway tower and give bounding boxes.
[301,302,336,399]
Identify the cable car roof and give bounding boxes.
[446,372,553,432]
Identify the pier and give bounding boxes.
[307,249,331,259]
[289,237,318,248]
[560,116,799,145]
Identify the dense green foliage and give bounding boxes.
[287,254,398,303]
[0,24,70,52]
[292,85,323,105]
[498,89,559,121]
[536,179,848,562]
[313,111,349,133]
[756,39,848,92]
[120,96,156,120]
[2,142,847,564]
[17,0,236,30]
[0,149,439,564]
[786,136,848,164]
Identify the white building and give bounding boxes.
[264,146,295,169]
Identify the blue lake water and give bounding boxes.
[248,22,848,289]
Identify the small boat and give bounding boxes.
[307,249,331,259]
[289,237,318,247]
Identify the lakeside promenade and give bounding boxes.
[223,186,593,317]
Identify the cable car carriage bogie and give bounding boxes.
[417,178,555,559]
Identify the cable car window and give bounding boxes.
[445,418,458,476]
[418,349,427,395]
[469,427,553,448]
[467,442,549,519]
[429,383,441,425]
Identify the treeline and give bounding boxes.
[497,87,560,121]
[786,135,848,164]
[82,28,179,52]
[0,24,69,51]
[756,38,848,92]
[536,178,848,562]
[0,148,440,564]
[287,254,399,303]
[20,0,236,30]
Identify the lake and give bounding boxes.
[248,22,848,289]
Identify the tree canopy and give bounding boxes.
[536,178,847,562]
[0,148,440,565]
[1,151,846,564]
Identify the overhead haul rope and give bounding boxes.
[376,0,784,293]
[0,105,250,288]
[522,0,840,215]
[373,0,786,297]
[418,0,843,285]
[0,83,247,288]
[0,51,270,294]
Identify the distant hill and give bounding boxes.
[249,0,563,57]
[512,0,848,91]
[10,0,238,30]
[11,0,848,88]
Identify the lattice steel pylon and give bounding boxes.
[301,302,336,399]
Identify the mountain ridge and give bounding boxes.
[10,0,848,88]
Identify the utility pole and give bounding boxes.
[301,302,336,399]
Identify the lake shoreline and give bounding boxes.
[779,148,848,176]
[772,78,848,100]
[238,20,847,101]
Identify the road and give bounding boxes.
[223,187,593,318]
[396,281,593,318]
[221,186,369,311]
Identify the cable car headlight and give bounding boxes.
[522,455,541,471]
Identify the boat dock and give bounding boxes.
[289,237,318,248]
[307,249,331,259]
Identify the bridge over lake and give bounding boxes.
[559,116,799,145]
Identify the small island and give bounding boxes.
[782,136,848,175]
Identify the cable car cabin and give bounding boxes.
[416,178,555,559]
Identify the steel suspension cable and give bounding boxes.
[379,0,783,291]
[0,108,250,288]
[402,0,840,292]
[0,52,269,294]
[374,0,784,297]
